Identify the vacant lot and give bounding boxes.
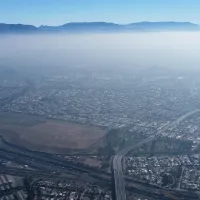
[0,113,107,153]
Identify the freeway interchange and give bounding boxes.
[0,109,199,200]
[112,109,200,200]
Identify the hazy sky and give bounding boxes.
[0,33,200,72]
[1,0,200,26]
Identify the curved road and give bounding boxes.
[112,109,200,200]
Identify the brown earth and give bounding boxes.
[79,156,102,168]
[0,113,106,154]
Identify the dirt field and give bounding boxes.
[0,113,107,153]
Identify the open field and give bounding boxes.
[0,113,107,154]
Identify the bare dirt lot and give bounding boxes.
[0,113,107,154]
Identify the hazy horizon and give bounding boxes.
[1,32,200,74]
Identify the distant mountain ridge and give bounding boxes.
[0,21,199,33]
[0,23,37,33]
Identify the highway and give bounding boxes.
[0,166,80,181]
[0,135,112,185]
[112,109,200,200]
[113,138,155,200]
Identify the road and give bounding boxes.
[0,166,78,181]
[112,109,200,200]
[113,138,155,200]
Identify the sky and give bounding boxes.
[0,0,200,26]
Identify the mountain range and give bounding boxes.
[0,21,199,33]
